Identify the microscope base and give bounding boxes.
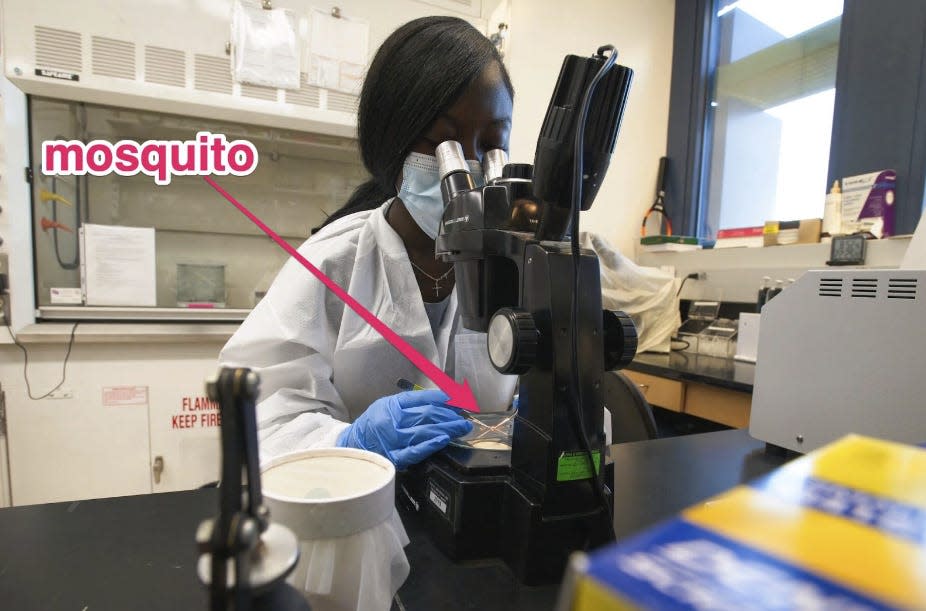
[500,476,613,585]
[397,453,614,586]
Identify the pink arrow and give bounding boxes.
[204,176,480,413]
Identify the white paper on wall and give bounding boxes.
[307,8,369,95]
[80,224,157,307]
[232,0,300,90]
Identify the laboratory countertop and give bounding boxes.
[627,350,756,393]
[0,429,787,611]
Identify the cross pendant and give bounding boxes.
[434,282,441,297]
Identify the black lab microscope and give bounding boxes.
[398,46,638,585]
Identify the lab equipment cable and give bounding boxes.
[47,176,81,270]
[45,128,87,271]
[675,272,704,297]
[569,45,619,542]
[5,322,79,400]
[45,118,90,270]
[671,273,704,350]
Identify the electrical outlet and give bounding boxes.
[46,389,74,400]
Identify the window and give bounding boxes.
[667,0,926,240]
[704,1,843,236]
[29,97,366,320]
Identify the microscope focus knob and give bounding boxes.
[487,308,538,375]
[603,310,638,370]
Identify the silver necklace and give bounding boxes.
[410,260,454,297]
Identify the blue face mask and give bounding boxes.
[398,152,484,240]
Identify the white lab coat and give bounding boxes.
[220,199,518,461]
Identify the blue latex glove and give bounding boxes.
[336,389,473,470]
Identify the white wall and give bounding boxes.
[639,237,913,303]
[0,0,678,506]
[506,0,676,257]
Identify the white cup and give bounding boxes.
[261,448,409,611]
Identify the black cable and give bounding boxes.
[673,273,703,350]
[5,322,79,400]
[49,177,80,270]
[676,272,701,297]
[569,45,619,542]
[48,130,83,271]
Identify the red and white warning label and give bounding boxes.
[171,396,222,429]
[102,386,148,407]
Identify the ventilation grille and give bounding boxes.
[92,36,135,80]
[327,91,359,114]
[145,46,185,87]
[887,278,918,300]
[194,55,232,94]
[241,83,277,101]
[34,26,82,73]
[285,73,321,107]
[818,277,843,297]
[850,277,878,298]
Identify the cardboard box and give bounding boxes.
[763,219,822,246]
[559,435,926,610]
[841,170,897,237]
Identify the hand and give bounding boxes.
[336,389,472,470]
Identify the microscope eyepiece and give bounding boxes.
[483,149,509,184]
[436,140,476,200]
[435,141,470,181]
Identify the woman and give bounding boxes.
[220,16,519,466]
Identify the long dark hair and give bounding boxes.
[317,16,513,230]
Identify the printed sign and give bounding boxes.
[171,395,222,430]
[102,386,148,407]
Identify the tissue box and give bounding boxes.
[841,170,897,237]
[559,435,926,610]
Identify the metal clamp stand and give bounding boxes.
[196,367,309,611]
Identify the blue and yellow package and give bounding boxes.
[560,435,926,610]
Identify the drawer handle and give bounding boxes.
[638,384,649,393]
[153,456,164,485]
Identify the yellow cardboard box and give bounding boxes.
[559,436,926,610]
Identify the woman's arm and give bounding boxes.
[219,242,353,461]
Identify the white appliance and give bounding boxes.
[750,267,926,453]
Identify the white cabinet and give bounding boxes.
[146,346,227,492]
[0,334,226,505]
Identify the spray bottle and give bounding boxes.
[756,276,772,312]
[822,180,842,238]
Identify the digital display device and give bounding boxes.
[827,234,867,266]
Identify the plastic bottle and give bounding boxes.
[822,180,842,238]
[756,276,772,312]
[766,279,784,302]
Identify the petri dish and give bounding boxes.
[450,409,516,450]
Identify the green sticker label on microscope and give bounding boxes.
[556,450,601,481]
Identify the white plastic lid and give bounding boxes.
[261,448,396,540]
